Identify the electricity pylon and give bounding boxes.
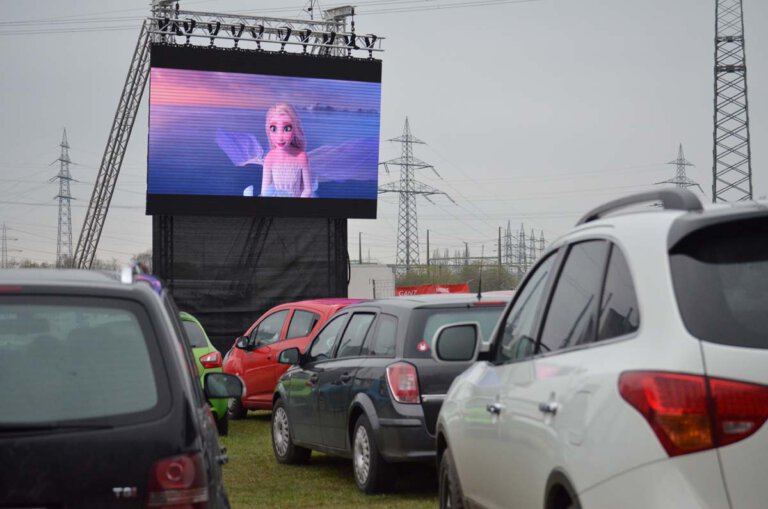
[379,118,453,273]
[712,0,753,202]
[657,144,703,194]
[53,129,75,267]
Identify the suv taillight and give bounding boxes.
[147,452,208,508]
[386,362,420,404]
[199,351,222,369]
[619,371,768,457]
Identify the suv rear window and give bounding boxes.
[670,217,768,349]
[0,297,167,425]
[406,304,506,358]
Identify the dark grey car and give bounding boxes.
[271,293,510,493]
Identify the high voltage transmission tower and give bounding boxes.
[379,118,453,273]
[657,144,702,193]
[712,0,753,202]
[53,129,75,267]
[1,224,20,269]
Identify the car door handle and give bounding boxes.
[308,374,319,385]
[339,373,352,383]
[486,403,504,415]
[538,401,560,415]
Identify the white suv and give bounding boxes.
[434,188,768,509]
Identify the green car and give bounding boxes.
[179,311,229,435]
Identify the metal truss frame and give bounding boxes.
[712,0,752,202]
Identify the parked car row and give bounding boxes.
[222,188,767,509]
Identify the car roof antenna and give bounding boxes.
[477,271,482,301]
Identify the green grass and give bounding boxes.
[220,411,439,509]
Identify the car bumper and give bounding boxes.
[578,451,730,509]
[374,417,435,463]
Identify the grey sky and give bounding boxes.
[1,0,766,265]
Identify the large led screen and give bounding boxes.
[147,45,382,218]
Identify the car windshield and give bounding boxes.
[182,320,209,348]
[670,216,768,349]
[405,304,506,358]
[0,299,161,424]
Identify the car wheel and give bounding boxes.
[272,399,311,464]
[227,397,247,420]
[216,411,229,436]
[439,448,465,509]
[352,414,394,493]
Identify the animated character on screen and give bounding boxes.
[260,103,316,198]
[216,103,377,199]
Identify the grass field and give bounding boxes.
[220,411,439,509]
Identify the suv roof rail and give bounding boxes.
[576,188,703,226]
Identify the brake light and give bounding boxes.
[0,286,22,293]
[471,300,506,307]
[386,362,420,404]
[619,371,768,457]
[199,351,222,369]
[147,452,208,508]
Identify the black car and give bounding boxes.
[271,293,510,493]
[0,269,243,508]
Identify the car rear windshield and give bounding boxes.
[670,216,768,349]
[405,304,506,358]
[182,320,209,348]
[0,297,167,425]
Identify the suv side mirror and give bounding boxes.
[432,322,481,362]
[203,373,244,399]
[235,336,250,350]
[278,347,300,365]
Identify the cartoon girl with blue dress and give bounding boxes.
[260,103,315,198]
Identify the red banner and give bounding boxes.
[395,282,471,296]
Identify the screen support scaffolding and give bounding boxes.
[73,2,383,269]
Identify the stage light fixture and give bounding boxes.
[249,24,265,51]
[279,26,292,52]
[206,21,221,47]
[230,23,245,49]
[343,34,358,57]
[363,34,377,59]
[182,19,196,45]
[299,29,312,54]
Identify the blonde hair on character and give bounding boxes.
[265,103,306,151]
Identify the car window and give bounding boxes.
[539,240,609,353]
[182,320,209,348]
[496,254,556,364]
[670,217,768,349]
[251,310,288,346]
[286,310,320,340]
[366,314,397,357]
[0,298,167,425]
[307,314,346,362]
[407,305,506,358]
[598,245,640,340]
[336,313,376,358]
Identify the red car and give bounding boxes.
[224,298,365,417]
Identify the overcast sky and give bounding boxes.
[1,0,767,266]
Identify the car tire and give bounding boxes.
[216,411,229,436]
[439,448,465,509]
[272,399,311,464]
[227,397,247,420]
[352,414,394,493]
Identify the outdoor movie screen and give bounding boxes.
[146,44,382,218]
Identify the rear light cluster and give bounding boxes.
[147,452,208,509]
[619,371,768,457]
[199,351,222,369]
[386,362,420,404]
